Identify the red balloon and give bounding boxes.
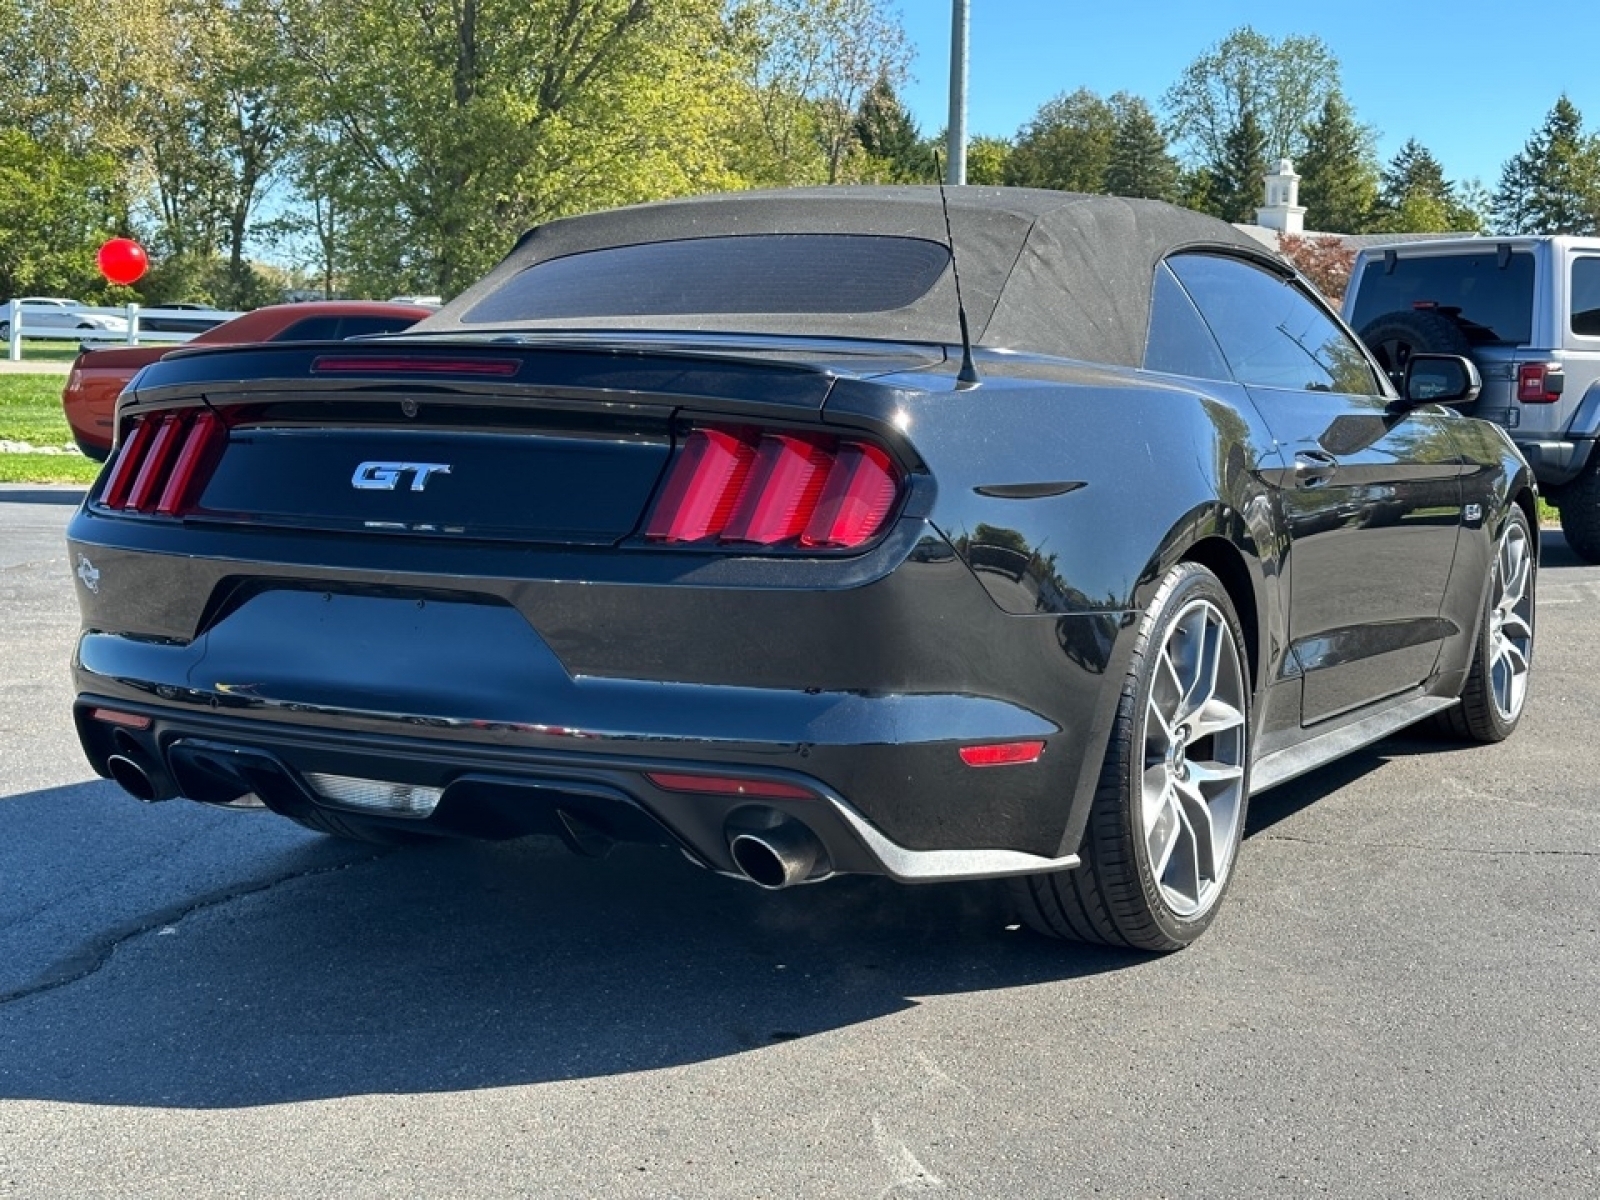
[97,238,149,286]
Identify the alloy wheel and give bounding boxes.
[1488,519,1535,721]
[1141,597,1248,918]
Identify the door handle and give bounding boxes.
[1294,450,1338,488]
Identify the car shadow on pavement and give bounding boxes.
[0,787,1146,1110]
[1539,528,1587,568]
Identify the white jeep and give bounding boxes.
[1344,235,1600,561]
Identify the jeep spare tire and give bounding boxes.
[1357,309,1472,383]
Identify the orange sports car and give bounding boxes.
[64,301,434,460]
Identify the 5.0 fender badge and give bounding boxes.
[76,554,100,594]
[352,461,452,491]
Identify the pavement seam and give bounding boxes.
[0,849,391,1007]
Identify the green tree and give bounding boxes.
[853,75,933,182]
[1104,97,1180,201]
[729,0,912,186]
[137,0,289,307]
[1163,26,1341,167]
[1205,108,1269,223]
[1004,88,1117,192]
[1297,92,1379,233]
[1374,139,1482,233]
[965,135,1012,186]
[267,0,744,297]
[1493,95,1600,234]
[0,129,124,298]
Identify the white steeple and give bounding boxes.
[1256,158,1306,234]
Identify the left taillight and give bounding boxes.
[643,426,903,551]
[99,409,226,516]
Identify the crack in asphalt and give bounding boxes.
[1260,833,1600,858]
[0,849,391,1007]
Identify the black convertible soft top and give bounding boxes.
[417,186,1277,368]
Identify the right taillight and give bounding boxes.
[645,426,902,551]
[100,409,226,515]
[1517,362,1564,403]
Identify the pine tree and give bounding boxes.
[1104,95,1180,201]
[1492,95,1600,234]
[1205,108,1268,222]
[1297,93,1378,233]
[853,76,932,183]
[1374,139,1479,233]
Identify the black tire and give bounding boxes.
[1010,562,1252,952]
[1357,309,1472,384]
[284,805,429,846]
[1433,506,1536,743]
[1556,455,1600,564]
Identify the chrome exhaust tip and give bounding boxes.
[729,820,824,890]
[106,751,177,803]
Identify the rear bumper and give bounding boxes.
[67,508,1131,860]
[1513,435,1593,487]
[73,695,1080,883]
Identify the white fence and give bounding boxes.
[3,299,246,362]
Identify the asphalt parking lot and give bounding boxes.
[1,485,1597,1198]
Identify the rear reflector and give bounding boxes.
[645,426,901,550]
[959,741,1045,767]
[645,771,815,801]
[100,409,227,516]
[1517,362,1564,403]
[90,707,152,730]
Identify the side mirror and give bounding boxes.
[1399,354,1481,409]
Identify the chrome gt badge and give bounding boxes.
[352,461,452,492]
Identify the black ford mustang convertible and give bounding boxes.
[66,187,1536,951]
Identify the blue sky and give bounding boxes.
[896,1,1600,191]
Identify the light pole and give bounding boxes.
[945,0,969,185]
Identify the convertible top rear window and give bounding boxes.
[460,234,951,324]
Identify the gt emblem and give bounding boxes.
[352,461,452,491]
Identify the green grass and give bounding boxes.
[4,343,80,364]
[0,374,74,446]
[0,372,100,484]
[0,453,99,484]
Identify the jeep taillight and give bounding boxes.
[644,426,902,550]
[1517,362,1564,403]
[99,409,227,515]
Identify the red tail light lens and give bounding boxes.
[643,428,757,543]
[645,426,901,551]
[1517,362,1563,403]
[99,409,227,516]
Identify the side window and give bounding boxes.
[1169,253,1381,396]
[1144,263,1232,381]
[1572,258,1600,338]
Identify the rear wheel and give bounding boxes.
[1556,455,1600,564]
[1434,506,1536,743]
[0,320,10,340]
[1357,309,1472,384]
[1011,563,1251,952]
